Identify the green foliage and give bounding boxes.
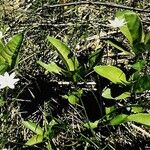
[102,88,131,100]
[88,49,103,69]
[109,113,150,126]
[132,75,150,93]
[131,60,147,71]
[23,120,44,146]
[109,114,128,125]
[47,36,79,72]
[1,2,150,150]
[0,33,23,74]
[67,95,79,105]
[22,120,43,135]
[116,11,150,56]
[37,14,150,128]
[38,36,79,82]
[23,119,58,148]
[116,11,144,47]
[37,61,62,74]
[94,65,129,85]
[44,119,58,139]
[131,106,144,113]
[94,11,150,127]
[144,32,150,44]
[127,113,150,126]
[63,89,83,105]
[25,135,43,146]
[104,38,133,55]
[38,36,103,82]
[83,120,99,129]
[104,11,149,57]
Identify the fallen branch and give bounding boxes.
[41,1,150,13]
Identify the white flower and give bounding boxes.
[0,72,19,89]
[147,26,150,31]
[108,17,126,28]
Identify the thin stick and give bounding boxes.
[41,1,150,13]
[130,123,150,138]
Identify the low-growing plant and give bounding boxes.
[37,36,103,83]
[23,10,150,149]
[22,117,61,149]
[0,32,24,149]
[0,0,150,149]
[94,10,150,126]
[36,11,150,127]
[37,35,103,106]
[0,32,23,104]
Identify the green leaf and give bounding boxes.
[131,107,144,113]
[46,143,52,150]
[88,49,103,68]
[109,114,128,125]
[22,120,43,135]
[0,41,7,69]
[68,95,79,105]
[48,119,58,129]
[5,33,23,68]
[0,55,6,63]
[25,135,43,146]
[84,120,99,129]
[0,33,23,72]
[127,113,150,126]
[109,113,150,126]
[47,36,79,71]
[5,33,23,54]
[105,106,115,115]
[94,65,129,85]
[63,89,82,105]
[102,88,113,99]
[105,106,116,120]
[0,40,5,53]
[132,75,150,93]
[132,42,148,54]
[104,38,133,55]
[144,32,150,44]
[0,63,9,74]
[115,92,131,100]
[131,60,147,71]
[74,89,83,97]
[45,119,58,139]
[37,61,62,74]
[102,88,131,100]
[116,11,144,47]
[0,48,11,65]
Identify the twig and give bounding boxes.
[130,123,150,138]
[41,1,150,13]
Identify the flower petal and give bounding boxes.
[0,83,7,89]
[4,72,9,78]
[10,72,16,79]
[8,83,15,89]
[0,72,19,89]
[109,17,126,28]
